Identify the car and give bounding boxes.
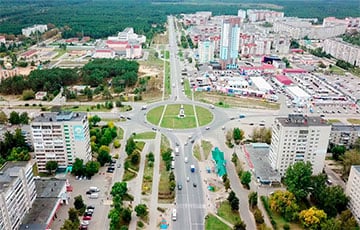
[205,127,210,130]
[186,176,190,182]
[86,190,93,195]
[230,117,235,120]
[87,205,95,210]
[259,123,265,126]
[117,164,121,168]
[152,127,157,131]
[86,209,94,214]
[320,114,325,118]
[191,139,195,144]
[222,126,225,130]
[193,183,197,188]
[249,123,254,126]
[184,142,188,146]
[107,169,114,173]
[81,221,90,226]
[79,225,88,230]
[83,216,92,221]
[85,211,93,217]
[126,117,131,120]
[184,157,188,163]
[177,184,182,190]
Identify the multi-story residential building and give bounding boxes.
[330,124,360,149]
[269,114,331,176]
[324,17,360,32]
[219,17,241,69]
[346,165,360,224]
[31,111,91,173]
[246,9,284,22]
[274,18,347,40]
[22,25,48,37]
[0,162,37,230]
[323,38,360,67]
[198,39,215,63]
[182,11,212,26]
[237,10,246,19]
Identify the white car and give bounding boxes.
[186,176,190,182]
[184,157,188,163]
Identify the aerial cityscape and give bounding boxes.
[1,0,360,230]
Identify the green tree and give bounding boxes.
[111,182,128,197]
[0,111,7,124]
[310,174,327,203]
[233,220,246,230]
[248,192,258,208]
[22,89,35,100]
[19,112,29,124]
[61,219,78,230]
[338,209,358,229]
[331,145,346,161]
[269,190,299,221]
[320,218,342,230]
[98,145,111,166]
[9,111,20,124]
[131,151,140,165]
[72,158,85,176]
[230,197,240,211]
[74,195,85,210]
[121,207,132,223]
[341,149,360,179]
[125,137,136,155]
[241,171,251,188]
[45,160,58,175]
[89,115,101,127]
[233,128,244,145]
[108,208,121,230]
[68,208,80,226]
[135,204,148,218]
[284,161,313,201]
[85,161,100,177]
[317,186,348,217]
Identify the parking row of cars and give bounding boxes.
[80,206,95,229]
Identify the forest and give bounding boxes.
[0,0,359,39]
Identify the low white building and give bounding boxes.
[286,86,311,107]
[0,162,37,230]
[22,25,48,37]
[250,76,273,93]
[92,49,116,59]
[346,165,360,224]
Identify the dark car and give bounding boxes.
[84,211,93,217]
[177,184,182,190]
[87,205,95,210]
[107,168,114,173]
[193,183,197,188]
[126,117,131,120]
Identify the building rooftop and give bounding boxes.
[245,144,281,183]
[353,165,360,174]
[33,111,86,123]
[35,178,66,198]
[277,114,329,127]
[19,198,58,230]
[332,124,360,132]
[0,161,29,193]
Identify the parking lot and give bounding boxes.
[51,167,115,230]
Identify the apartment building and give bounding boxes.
[198,39,215,63]
[22,25,48,37]
[346,166,360,224]
[0,162,37,230]
[323,38,360,67]
[31,111,91,173]
[274,18,347,39]
[330,124,360,149]
[324,17,360,32]
[219,17,241,69]
[182,11,212,26]
[269,114,331,176]
[246,9,284,22]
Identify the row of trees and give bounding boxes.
[61,195,87,230]
[108,182,132,230]
[0,111,29,125]
[267,161,357,229]
[71,158,100,178]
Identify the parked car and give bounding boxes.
[86,190,93,195]
[193,183,197,188]
[83,216,92,221]
[87,205,95,210]
[85,211,93,217]
[177,184,182,190]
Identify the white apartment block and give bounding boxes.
[323,38,360,67]
[246,9,284,22]
[31,111,91,173]
[274,18,347,40]
[330,124,360,149]
[198,40,215,63]
[237,10,246,19]
[346,165,360,224]
[22,24,48,37]
[108,27,146,44]
[269,114,331,176]
[324,17,360,32]
[0,162,37,230]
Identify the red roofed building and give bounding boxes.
[283,68,307,74]
[274,75,293,86]
[92,49,115,59]
[106,40,128,50]
[290,48,304,53]
[19,50,38,59]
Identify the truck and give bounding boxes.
[239,114,246,119]
[190,165,195,173]
[175,147,179,156]
[172,208,177,221]
[89,193,99,199]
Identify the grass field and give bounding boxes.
[135,141,145,152]
[62,105,111,112]
[217,201,242,225]
[327,119,341,124]
[164,61,171,97]
[196,106,213,126]
[142,157,154,195]
[158,135,174,203]
[205,214,231,230]
[201,140,213,160]
[184,79,192,98]
[193,144,201,161]
[134,132,156,140]
[348,118,360,124]
[330,65,346,75]
[146,105,164,125]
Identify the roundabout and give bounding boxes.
[146,103,214,129]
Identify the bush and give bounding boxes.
[22,89,35,100]
[137,221,144,228]
[113,140,120,148]
[253,208,264,224]
[283,224,290,230]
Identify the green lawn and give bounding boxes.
[142,158,154,195]
[134,131,156,140]
[201,140,213,160]
[193,144,201,161]
[205,214,231,230]
[123,169,137,181]
[164,61,171,97]
[147,106,164,125]
[118,127,124,140]
[196,106,213,126]
[327,119,341,124]
[119,105,132,112]
[217,201,242,225]
[136,141,146,152]
[184,79,192,98]
[348,119,360,124]
[330,65,345,75]
[62,105,111,112]
[161,116,197,129]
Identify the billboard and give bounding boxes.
[73,125,85,141]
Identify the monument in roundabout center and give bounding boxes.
[178,104,186,118]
